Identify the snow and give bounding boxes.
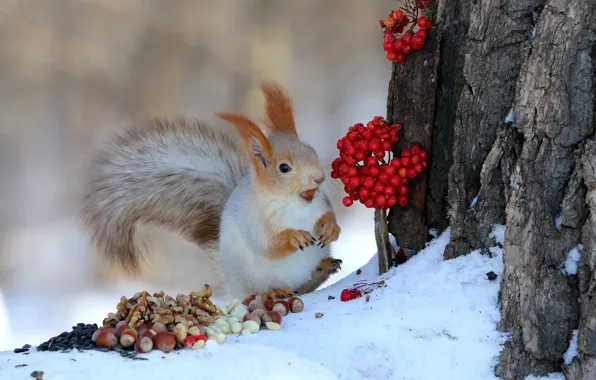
[505,109,515,124]
[489,224,506,246]
[563,329,579,365]
[555,214,563,230]
[560,245,583,276]
[0,229,508,380]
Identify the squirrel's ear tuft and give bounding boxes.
[260,81,296,135]
[215,112,272,170]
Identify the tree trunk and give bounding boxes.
[441,0,540,259]
[386,4,441,252]
[495,1,596,378]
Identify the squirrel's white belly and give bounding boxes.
[219,190,332,298]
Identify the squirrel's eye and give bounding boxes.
[279,163,292,173]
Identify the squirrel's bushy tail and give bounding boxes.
[80,117,248,273]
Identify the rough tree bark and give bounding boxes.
[386,3,441,253]
[495,1,596,379]
[442,0,541,259]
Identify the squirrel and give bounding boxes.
[80,81,343,300]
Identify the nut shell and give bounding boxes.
[243,312,262,326]
[288,297,304,313]
[95,330,118,349]
[152,332,177,353]
[135,332,153,353]
[272,300,289,316]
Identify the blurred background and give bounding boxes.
[0,0,394,349]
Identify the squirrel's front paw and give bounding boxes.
[316,257,343,275]
[290,230,317,251]
[315,213,341,248]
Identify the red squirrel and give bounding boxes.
[81,81,342,300]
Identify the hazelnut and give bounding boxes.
[241,294,257,306]
[288,297,304,313]
[92,327,113,343]
[266,310,282,324]
[94,330,118,349]
[135,332,153,353]
[272,300,289,316]
[263,299,275,310]
[152,332,177,353]
[243,312,262,326]
[119,326,138,348]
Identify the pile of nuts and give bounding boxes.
[93,285,305,354]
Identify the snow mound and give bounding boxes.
[0,229,508,380]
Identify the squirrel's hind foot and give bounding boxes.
[259,288,296,301]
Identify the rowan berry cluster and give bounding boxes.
[378,0,433,63]
[331,116,428,210]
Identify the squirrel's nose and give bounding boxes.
[314,174,325,185]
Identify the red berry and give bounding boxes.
[383,186,395,196]
[355,151,366,161]
[387,51,397,61]
[363,130,374,140]
[383,41,394,52]
[359,187,370,199]
[384,165,396,176]
[390,158,402,168]
[378,173,390,183]
[419,150,428,160]
[349,176,361,188]
[417,16,428,29]
[331,171,340,179]
[402,44,412,55]
[422,161,428,169]
[374,182,385,194]
[411,36,425,51]
[415,163,424,173]
[398,185,408,195]
[411,155,421,164]
[350,191,359,200]
[376,195,388,207]
[398,196,408,207]
[401,178,410,185]
[184,335,198,349]
[407,168,417,178]
[337,139,343,150]
[347,167,358,177]
[416,29,428,40]
[370,166,381,177]
[369,140,381,151]
[398,167,408,178]
[393,39,404,52]
[389,176,401,187]
[341,176,351,186]
[402,149,412,157]
[411,145,421,154]
[388,196,398,207]
[351,289,363,299]
[395,52,406,63]
[392,9,404,21]
[363,177,375,188]
[375,151,386,159]
[339,164,350,175]
[383,32,396,43]
[196,334,208,342]
[401,156,412,167]
[342,196,354,207]
[424,19,433,29]
[347,132,358,141]
[364,199,375,208]
[364,158,377,168]
[381,140,393,151]
[340,289,353,302]
[402,31,414,45]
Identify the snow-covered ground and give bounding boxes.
[0,228,511,380]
